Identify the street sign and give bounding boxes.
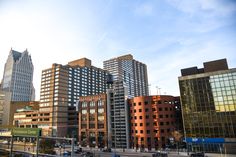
[185,137,225,143]
[11,128,41,137]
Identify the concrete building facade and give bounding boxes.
[0,90,11,126]
[103,54,149,148]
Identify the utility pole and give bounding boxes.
[156,86,159,95]
[148,84,151,95]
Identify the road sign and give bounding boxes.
[11,128,41,137]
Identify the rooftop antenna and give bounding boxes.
[156,86,159,95]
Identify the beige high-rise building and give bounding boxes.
[39,58,111,137]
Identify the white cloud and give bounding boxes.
[166,0,236,16]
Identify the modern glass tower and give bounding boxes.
[179,59,236,153]
[1,49,35,101]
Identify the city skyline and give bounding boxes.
[0,0,236,100]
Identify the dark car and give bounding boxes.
[152,151,168,157]
[102,148,112,152]
[112,153,120,157]
[74,147,83,153]
[190,152,205,157]
[81,151,93,157]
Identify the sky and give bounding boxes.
[0,0,236,100]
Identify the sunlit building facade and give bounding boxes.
[1,49,35,101]
[179,59,236,153]
[128,95,181,151]
[39,58,110,137]
[78,94,108,148]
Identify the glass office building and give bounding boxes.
[179,59,236,153]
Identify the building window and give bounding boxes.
[147,130,150,134]
[90,109,95,114]
[82,109,87,114]
[145,101,148,105]
[98,108,104,114]
[146,115,149,119]
[90,101,95,107]
[139,116,143,119]
[139,109,142,112]
[138,102,141,106]
[145,108,149,112]
[140,123,143,126]
[98,115,104,121]
[82,102,87,107]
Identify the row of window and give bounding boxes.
[131,121,174,127]
[131,128,171,134]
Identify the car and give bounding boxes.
[190,152,205,157]
[81,151,93,157]
[74,147,83,154]
[63,151,71,157]
[152,151,168,157]
[102,148,112,152]
[112,153,120,157]
[1,140,8,144]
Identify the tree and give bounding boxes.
[171,130,183,154]
[39,138,56,155]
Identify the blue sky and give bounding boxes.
[0,0,236,100]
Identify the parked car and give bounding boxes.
[102,148,112,152]
[63,151,71,157]
[152,151,168,157]
[74,147,83,153]
[81,151,93,157]
[112,153,120,157]
[190,152,205,157]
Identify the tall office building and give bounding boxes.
[39,58,110,137]
[1,49,35,101]
[104,54,149,149]
[179,59,236,153]
[103,54,149,97]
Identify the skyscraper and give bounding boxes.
[103,54,149,97]
[103,54,149,148]
[179,59,236,153]
[1,49,35,101]
[39,58,110,137]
